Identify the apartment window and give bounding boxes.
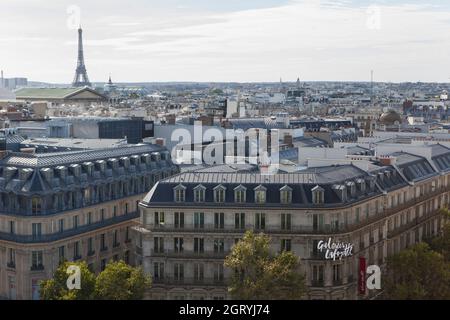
[194,212,205,229]
[154,237,164,253]
[214,185,226,203]
[101,259,107,271]
[281,214,292,230]
[124,250,130,264]
[9,221,15,235]
[154,212,165,226]
[113,230,120,247]
[281,239,292,252]
[214,264,224,282]
[174,185,186,202]
[8,248,15,268]
[194,237,204,253]
[154,262,164,280]
[214,212,225,229]
[58,219,64,233]
[124,203,129,215]
[312,186,325,204]
[312,265,324,286]
[194,185,205,203]
[355,208,360,223]
[73,241,81,260]
[255,213,266,230]
[113,206,117,217]
[32,223,42,240]
[235,213,245,229]
[100,234,107,251]
[31,251,43,270]
[58,246,65,263]
[214,239,225,253]
[174,237,184,253]
[194,263,204,282]
[174,212,185,228]
[31,197,42,215]
[234,185,246,203]
[280,186,292,204]
[88,237,94,255]
[174,263,184,281]
[125,226,131,242]
[73,215,79,229]
[254,186,267,204]
[333,264,341,284]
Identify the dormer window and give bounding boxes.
[234,185,247,203]
[193,185,206,203]
[214,185,226,203]
[345,181,356,197]
[254,185,267,204]
[280,185,292,204]
[356,178,366,193]
[333,184,347,203]
[174,184,186,202]
[311,185,325,205]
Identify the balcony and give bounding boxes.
[0,211,139,244]
[151,249,228,259]
[7,262,15,269]
[310,280,324,287]
[30,264,44,271]
[152,277,226,287]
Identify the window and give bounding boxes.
[152,236,163,253]
[254,185,267,204]
[154,262,164,280]
[312,185,325,204]
[174,212,185,228]
[214,185,226,203]
[174,263,184,281]
[234,185,246,203]
[113,206,117,217]
[101,259,107,271]
[124,203,129,215]
[73,241,81,260]
[9,221,15,235]
[281,239,292,252]
[214,263,224,282]
[194,263,204,282]
[58,219,64,233]
[58,246,65,263]
[194,212,204,229]
[8,248,15,268]
[124,250,130,264]
[281,214,291,230]
[194,238,204,253]
[154,212,165,226]
[214,239,225,253]
[333,264,341,284]
[235,213,245,229]
[73,215,79,229]
[214,212,224,229]
[100,234,107,251]
[88,237,94,255]
[31,251,43,270]
[125,227,131,242]
[312,265,324,286]
[255,213,266,230]
[31,197,42,215]
[32,223,42,240]
[113,230,120,247]
[313,214,324,231]
[174,185,186,202]
[194,185,206,202]
[174,237,184,253]
[280,186,292,204]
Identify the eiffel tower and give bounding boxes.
[72,26,91,87]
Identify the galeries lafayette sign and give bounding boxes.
[317,238,354,261]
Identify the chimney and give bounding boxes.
[378,155,396,166]
[155,138,165,146]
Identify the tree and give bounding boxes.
[40,261,96,300]
[429,222,450,262]
[384,242,450,300]
[224,231,307,300]
[95,260,151,300]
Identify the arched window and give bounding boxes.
[280,185,292,204]
[193,185,206,203]
[234,185,247,203]
[214,185,226,203]
[254,185,267,204]
[173,184,186,202]
[311,185,325,205]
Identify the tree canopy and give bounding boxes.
[224,231,307,300]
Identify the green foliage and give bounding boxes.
[384,242,450,300]
[224,231,307,300]
[95,260,151,300]
[40,261,96,300]
[40,260,151,300]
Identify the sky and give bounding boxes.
[1,0,450,83]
